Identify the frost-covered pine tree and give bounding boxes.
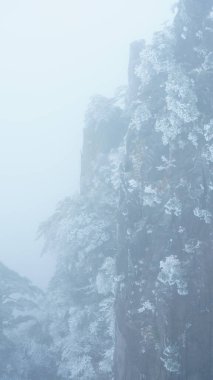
[0,263,56,380]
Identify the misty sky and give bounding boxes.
[0,0,175,288]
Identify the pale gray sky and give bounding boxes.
[0,0,175,288]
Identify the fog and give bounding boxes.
[0,0,174,288]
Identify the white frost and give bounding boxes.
[143,185,161,207]
[158,255,188,296]
[193,207,212,224]
[165,197,182,217]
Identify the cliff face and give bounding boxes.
[40,0,213,379]
[115,1,213,379]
